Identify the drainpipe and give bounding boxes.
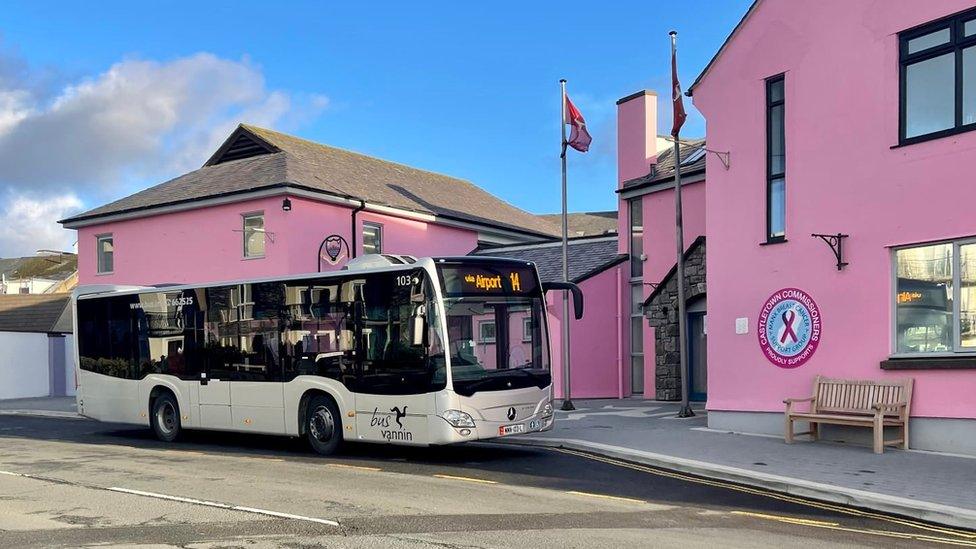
[616,265,624,399]
[350,200,366,258]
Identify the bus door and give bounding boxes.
[227,282,285,433]
[351,272,435,445]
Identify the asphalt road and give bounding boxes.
[0,414,972,548]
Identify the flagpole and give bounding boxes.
[670,31,694,418]
[559,78,575,411]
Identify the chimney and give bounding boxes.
[616,90,658,186]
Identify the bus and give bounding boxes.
[73,255,582,455]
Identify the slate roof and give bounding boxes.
[474,236,626,283]
[0,294,72,333]
[61,124,561,239]
[0,254,77,281]
[538,211,618,237]
[620,139,706,191]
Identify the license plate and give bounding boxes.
[498,423,525,436]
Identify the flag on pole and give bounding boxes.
[564,95,592,153]
[671,43,687,137]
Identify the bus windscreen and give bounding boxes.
[437,264,539,298]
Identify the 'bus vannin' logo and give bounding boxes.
[758,288,822,369]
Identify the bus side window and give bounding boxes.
[355,270,439,396]
[281,278,353,385]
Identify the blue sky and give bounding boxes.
[0,0,751,255]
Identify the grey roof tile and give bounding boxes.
[0,294,72,333]
[62,125,562,239]
[538,211,618,237]
[621,138,706,189]
[474,237,625,283]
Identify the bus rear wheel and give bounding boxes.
[151,392,182,442]
[306,395,342,455]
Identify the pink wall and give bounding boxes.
[642,182,706,285]
[78,194,479,286]
[550,264,623,399]
[693,0,976,418]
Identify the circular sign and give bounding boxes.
[758,288,822,368]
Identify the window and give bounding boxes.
[242,213,265,258]
[893,239,976,355]
[363,222,383,255]
[630,283,644,394]
[522,317,533,342]
[96,234,114,274]
[629,199,643,278]
[766,75,786,242]
[899,8,976,143]
[355,269,445,395]
[479,321,497,343]
[681,147,706,166]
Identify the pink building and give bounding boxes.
[689,0,976,454]
[615,91,708,400]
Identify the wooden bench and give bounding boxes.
[784,376,913,454]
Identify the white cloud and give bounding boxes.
[0,51,328,257]
[0,192,83,257]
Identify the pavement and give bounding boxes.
[495,399,976,531]
[1,413,971,547]
[0,396,77,415]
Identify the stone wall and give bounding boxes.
[645,239,706,401]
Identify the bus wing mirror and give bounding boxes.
[542,281,584,320]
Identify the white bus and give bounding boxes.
[73,255,582,455]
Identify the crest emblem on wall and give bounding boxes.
[318,234,351,268]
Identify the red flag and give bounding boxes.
[564,95,592,153]
[671,46,687,137]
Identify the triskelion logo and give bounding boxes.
[758,288,822,369]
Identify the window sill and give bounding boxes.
[95,271,114,276]
[880,356,976,370]
[759,238,788,246]
[892,123,976,149]
[242,255,266,261]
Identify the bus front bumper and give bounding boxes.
[429,412,555,445]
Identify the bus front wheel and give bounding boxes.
[150,392,182,442]
[306,395,342,455]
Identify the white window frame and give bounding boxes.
[890,237,976,357]
[522,317,533,342]
[242,212,265,259]
[479,320,496,344]
[96,234,114,274]
[363,221,383,255]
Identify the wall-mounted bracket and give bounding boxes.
[811,233,849,270]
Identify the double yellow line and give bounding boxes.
[553,447,976,545]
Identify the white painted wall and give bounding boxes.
[0,331,50,399]
[65,334,76,397]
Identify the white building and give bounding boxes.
[0,294,75,400]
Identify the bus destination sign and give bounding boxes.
[439,265,538,297]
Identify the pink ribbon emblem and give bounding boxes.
[780,310,798,345]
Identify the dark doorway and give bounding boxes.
[687,304,707,402]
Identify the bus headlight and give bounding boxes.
[442,410,476,428]
[541,402,553,418]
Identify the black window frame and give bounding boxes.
[628,198,643,278]
[765,74,786,244]
[898,7,976,146]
